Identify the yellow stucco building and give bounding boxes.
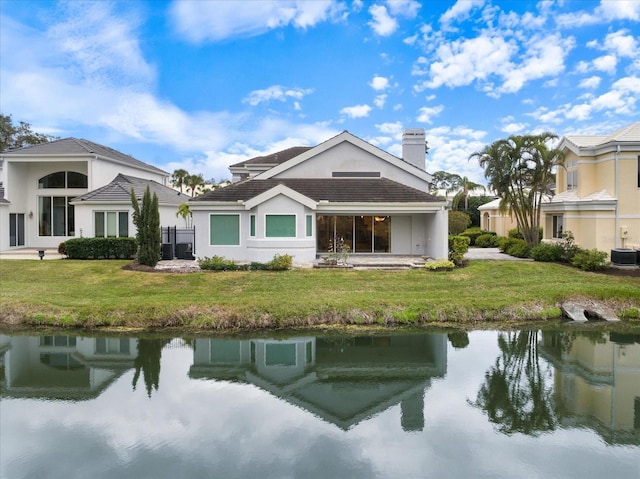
[541,121,640,256]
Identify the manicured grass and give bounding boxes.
[1,259,639,331]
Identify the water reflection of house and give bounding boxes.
[189,334,447,431]
[540,332,640,445]
[0,335,137,401]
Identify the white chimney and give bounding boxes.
[402,128,426,170]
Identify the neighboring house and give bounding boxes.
[189,129,449,263]
[0,138,178,251]
[477,198,519,237]
[72,173,187,238]
[541,121,640,253]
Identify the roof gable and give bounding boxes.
[1,138,168,176]
[560,121,640,154]
[72,174,185,205]
[254,131,433,183]
[244,184,317,210]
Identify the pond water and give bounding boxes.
[1,329,639,479]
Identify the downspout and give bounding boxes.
[615,145,620,249]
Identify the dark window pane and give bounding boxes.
[95,212,105,237]
[39,171,66,188]
[39,196,52,236]
[67,171,88,188]
[119,212,128,237]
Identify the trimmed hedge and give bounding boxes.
[63,237,138,259]
[475,233,499,248]
[199,254,293,272]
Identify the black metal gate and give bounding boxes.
[161,226,196,260]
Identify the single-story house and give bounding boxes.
[189,129,449,263]
[0,138,184,251]
[541,121,640,253]
[477,198,519,237]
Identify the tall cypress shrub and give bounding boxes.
[131,186,161,267]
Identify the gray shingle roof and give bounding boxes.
[73,174,186,205]
[191,178,440,203]
[230,146,313,168]
[2,138,168,175]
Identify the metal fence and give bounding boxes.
[161,226,195,260]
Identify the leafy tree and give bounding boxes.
[171,168,189,193]
[462,195,494,227]
[432,170,461,191]
[450,176,486,211]
[131,186,161,267]
[185,173,205,197]
[448,210,471,235]
[473,331,557,436]
[471,133,563,246]
[0,114,56,151]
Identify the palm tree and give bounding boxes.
[171,169,189,193]
[471,133,563,246]
[176,202,192,228]
[449,176,486,211]
[185,173,205,197]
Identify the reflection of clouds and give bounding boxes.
[2,334,639,479]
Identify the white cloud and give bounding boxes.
[385,0,421,18]
[423,126,488,183]
[501,122,527,134]
[340,104,372,118]
[416,105,444,124]
[373,94,387,108]
[170,0,346,43]
[496,34,574,95]
[242,86,314,106]
[368,4,397,36]
[602,30,638,58]
[440,0,486,27]
[375,121,404,135]
[592,54,618,74]
[557,0,640,27]
[578,76,601,89]
[369,75,390,90]
[414,33,516,91]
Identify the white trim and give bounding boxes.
[244,184,317,210]
[208,213,241,246]
[264,213,298,239]
[563,214,616,219]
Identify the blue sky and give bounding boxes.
[1,0,639,185]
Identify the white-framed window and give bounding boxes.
[210,214,240,245]
[566,160,578,191]
[265,214,296,238]
[38,196,75,236]
[95,211,129,237]
[552,215,564,239]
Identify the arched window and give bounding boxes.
[38,171,87,189]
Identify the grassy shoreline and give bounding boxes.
[1,259,639,333]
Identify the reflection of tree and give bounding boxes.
[473,331,556,436]
[447,331,469,349]
[132,339,169,397]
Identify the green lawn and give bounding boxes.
[1,259,639,331]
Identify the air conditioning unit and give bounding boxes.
[620,226,629,238]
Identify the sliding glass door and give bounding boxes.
[316,215,390,253]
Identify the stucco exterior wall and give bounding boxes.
[274,142,429,192]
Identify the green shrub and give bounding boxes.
[64,237,138,259]
[499,237,530,258]
[508,228,524,239]
[508,227,543,241]
[448,235,470,265]
[267,254,293,271]
[460,227,492,246]
[424,259,455,271]
[449,211,471,235]
[571,248,609,271]
[475,233,499,248]
[557,231,580,262]
[506,239,531,258]
[198,256,240,271]
[529,242,563,262]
